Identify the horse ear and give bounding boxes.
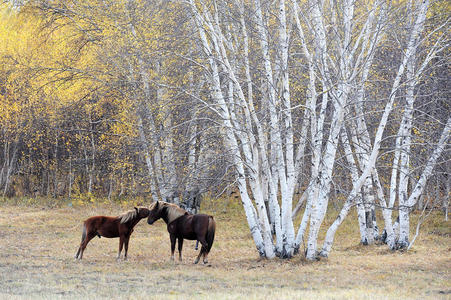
[134,207,139,212]
[155,201,159,209]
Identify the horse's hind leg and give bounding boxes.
[78,232,96,260]
[202,248,209,264]
[194,248,202,264]
[194,239,208,264]
[75,243,85,259]
[75,238,83,259]
[194,237,209,264]
[194,246,206,264]
[75,224,87,259]
[75,246,81,259]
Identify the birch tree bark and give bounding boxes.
[188,0,316,258]
[189,0,274,257]
[398,116,451,248]
[319,0,450,255]
[185,0,446,260]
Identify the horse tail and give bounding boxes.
[206,216,215,253]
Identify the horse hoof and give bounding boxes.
[194,259,199,264]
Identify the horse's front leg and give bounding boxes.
[178,237,184,262]
[124,235,130,261]
[170,234,176,261]
[117,235,124,261]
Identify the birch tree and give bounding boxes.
[1,0,449,261]
[320,0,451,255]
[289,0,396,259]
[188,0,393,259]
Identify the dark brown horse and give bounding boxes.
[147,201,215,264]
[75,207,150,260]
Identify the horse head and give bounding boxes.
[135,206,150,219]
[147,201,187,225]
[147,201,162,225]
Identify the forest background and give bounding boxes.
[0,0,450,261]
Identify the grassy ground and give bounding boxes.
[0,197,449,299]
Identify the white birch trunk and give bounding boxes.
[319,4,436,250]
[348,117,372,244]
[387,0,429,247]
[290,0,321,253]
[156,60,178,201]
[210,4,278,258]
[307,84,347,260]
[138,117,160,201]
[397,52,416,249]
[305,0,355,260]
[371,169,396,249]
[186,121,197,191]
[400,116,451,247]
[238,2,284,254]
[189,0,274,257]
[298,0,330,258]
[278,0,296,257]
[319,126,365,253]
[319,83,414,255]
[252,0,296,256]
[318,18,422,254]
[349,0,387,242]
[139,67,167,199]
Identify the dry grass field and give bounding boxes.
[0,197,450,299]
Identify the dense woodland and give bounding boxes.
[0,0,449,259]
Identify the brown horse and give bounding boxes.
[75,206,150,260]
[147,201,215,264]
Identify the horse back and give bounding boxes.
[85,215,117,226]
[84,216,120,238]
[168,214,211,240]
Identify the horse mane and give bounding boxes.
[118,207,146,224]
[152,201,187,223]
[166,203,187,223]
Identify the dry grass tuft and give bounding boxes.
[0,197,449,299]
